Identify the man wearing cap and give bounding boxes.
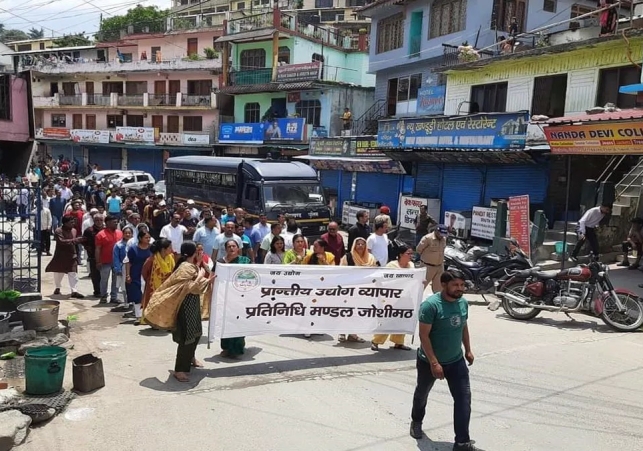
[417,224,448,292]
[376,206,393,230]
[187,199,200,219]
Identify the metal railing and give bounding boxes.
[118,95,144,106]
[149,94,175,106]
[409,35,421,58]
[596,155,626,185]
[227,12,273,34]
[182,94,211,106]
[59,95,82,106]
[352,99,386,136]
[230,67,273,85]
[88,94,111,106]
[442,44,494,67]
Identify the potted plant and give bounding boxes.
[203,47,219,59]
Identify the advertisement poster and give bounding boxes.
[209,264,425,339]
[275,62,321,83]
[416,85,446,116]
[508,195,530,254]
[70,129,110,144]
[377,112,529,150]
[114,127,156,143]
[543,121,643,155]
[264,118,306,141]
[182,133,210,146]
[218,123,264,144]
[444,211,468,238]
[398,196,441,231]
[37,128,71,140]
[471,206,497,240]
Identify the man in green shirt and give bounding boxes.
[410,270,481,451]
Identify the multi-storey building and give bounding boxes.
[0,71,35,175]
[7,37,57,53]
[358,0,637,228]
[17,28,223,180]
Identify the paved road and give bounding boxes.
[15,260,643,451]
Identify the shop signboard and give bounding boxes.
[351,137,384,156]
[182,133,210,146]
[114,127,156,143]
[471,206,497,240]
[377,112,529,150]
[444,211,470,239]
[38,128,71,140]
[275,62,321,83]
[309,159,406,174]
[543,121,643,154]
[263,118,306,141]
[416,86,446,116]
[218,123,264,144]
[508,195,531,254]
[70,129,110,144]
[309,138,346,156]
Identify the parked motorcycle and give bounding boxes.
[444,245,532,296]
[490,260,643,332]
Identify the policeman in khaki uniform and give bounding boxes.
[416,224,448,292]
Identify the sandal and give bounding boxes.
[338,334,347,342]
[370,342,379,351]
[191,358,204,368]
[173,372,190,382]
[347,334,365,343]
[394,344,411,351]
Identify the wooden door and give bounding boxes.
[152,115,163,133]
[167,115,179,133]
[72,114,83,129]
[154,80,166,95]
[85,81,94,96]
[187,38,198,56]
[168,80,180,96]
[86,115,96,130]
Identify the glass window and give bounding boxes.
[376,13,404,54]
[315,0,333,7]
[430,0,467,38]
[543,0,556,13]
[278,46,291,64]
[597,66,641,109]
[239,49,266,69]
[263,183,324,206]
[244,102,261,123]
[107,115,124,128]
[470,82,508,113]
[51,114,66,127]
[295,99,322,127]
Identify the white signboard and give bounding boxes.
[397,195,441,230]
[70,129,110,144]
[209,264,425,339]
[114,126,156,143]
[182,133,210,146]
[471,206,497,240]
[341,202,363,227]
[444,211,470,238]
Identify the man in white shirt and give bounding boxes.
[186,199,200,219]
[367,217,390,267]
[260,223,283,254]
[37,204,53,255]
[60,184,73,202]
[570,202,612,262]
[160,213,188,254]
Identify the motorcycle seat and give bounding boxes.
[532,270,558,279]
[457,261,480,268]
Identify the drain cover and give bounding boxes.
[22,390,76,412]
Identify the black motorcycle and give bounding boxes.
[445,245,532,297]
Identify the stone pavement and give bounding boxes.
[13,254,643,451]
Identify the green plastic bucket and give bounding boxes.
[24,346,67,395]
[555,241,566,255]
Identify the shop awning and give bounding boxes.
[380,149,538,164]
[294,155,391,162]
[543,108,643,125]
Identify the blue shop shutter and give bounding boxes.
[441,165,484,215]
[355,172,401,222]
[320,170,339,192]
[127,148,164,181]
[414,163,441,198]
[50,144,77,163]
[484,163,549,205]
[339,171,353,207]
[88,147,121,171]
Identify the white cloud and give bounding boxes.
[0,0,170,37]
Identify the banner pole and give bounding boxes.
[561,154,572,270]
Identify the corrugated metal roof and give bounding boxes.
[545,109,643,125]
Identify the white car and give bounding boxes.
[84,170,122,183]
[104,171,156,191]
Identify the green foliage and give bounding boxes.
[187,52,200,61]
[203,47,218,59]
[0,27,29,43]
[28,27,44,39]
[0,290,21,301]
[52,33,92,48]
[97,5,168,42]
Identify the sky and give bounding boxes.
[0,0,169,38]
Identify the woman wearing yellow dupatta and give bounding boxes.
[338,237,378,344]
[141,238,174,325]
[145,241,215,382]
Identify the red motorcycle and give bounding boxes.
[490,260,643,331]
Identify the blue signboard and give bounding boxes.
[219,123,264,144]
[263,118,306,141]
[377,112,530,150]
[416,86,446,115]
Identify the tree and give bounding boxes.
[52,33,92,48]
[96,5,168,42]
[0,28,29,43]
[28,27,44,39]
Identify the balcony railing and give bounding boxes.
[21,57,221,74]
[118,95,145,106]
[149,94,174,106]
[182,95,211,106]
[227,12,274,34]
[230,68,273,86]
[59,95,82,106]
[87,94,111,106]
[441,44,494,67]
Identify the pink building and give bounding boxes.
[18,28,223,179]
[0,72,34,175]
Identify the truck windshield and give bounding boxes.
[263,183,325,207]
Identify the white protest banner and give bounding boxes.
[471,206,496,240]
[209,264,425,340]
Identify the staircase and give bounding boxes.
[352,99,386,136]
[614,156,643,218]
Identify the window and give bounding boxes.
[120,53,133,62]
[543,0,556,13]
[183,116,203,132]
[430,0,467,38]
[136,174,150,183]
[531,74,567,118]
[127,115,144,127]
[62,82,76,96]
[187,80,212,95]
[470,82,508,113]
[347,0,366,6]
[278,46,291,64]
[597,66,642,110]
[295,99,322,127]
[86,115,96,130]
[386,74,422,116]
[52,114,66,127]
[239,49,266,69]
[125,81,147,95]
[168,115,180,133]
[17,44,30,52]
[151,46,161,62]
[491,0,527,34]
[39,43,45,50]
[377,13,404,54]
[236,1,245,9]
[106,115,124,128]
[244,102,261,123]
[320,11,337,22]
[0,75,11,121]
[315,0,333,7]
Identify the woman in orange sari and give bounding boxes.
[142,238,175,324]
